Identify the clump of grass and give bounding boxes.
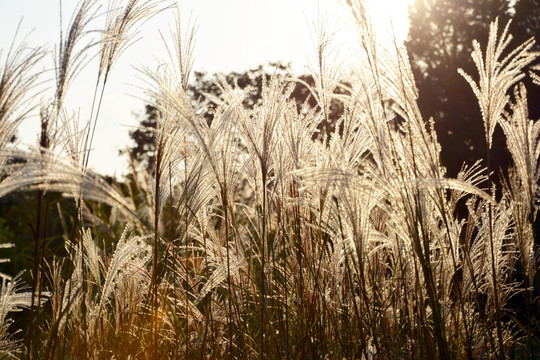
[0,0,539,359]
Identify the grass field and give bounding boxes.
[0,0,539,358]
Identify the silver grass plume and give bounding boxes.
[160,3,197,92]
[500,84,540,288]
[531,64,540,85]
[459,19,538,149]
[0,274,48,358]
[194,252,247,306]
[98,0,170,82]
[0,25,45,168]
[83,0,170,170]
[148,3,197,220]
[500,84,540,215]
[305,13,341,130]
[466,201,516,310]
[0,149,142,227]
[54,0,98,114]
[94,228,151,315]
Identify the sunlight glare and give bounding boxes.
[364,0,411,42]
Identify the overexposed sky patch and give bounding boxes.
[0,0,410,176]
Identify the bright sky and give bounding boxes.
[0,0,410,176]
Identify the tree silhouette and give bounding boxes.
[513,0,540,45]
[512,0,540,121]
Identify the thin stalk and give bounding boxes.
[82,79,107,171]
[260,169,267,357]
[486,147,506,359]
[27,189,44,359]
[333,197,366,357]
[28,107,53,358]
[221,185,233,357]
[151,133,164,360]
[199,229,211,360]
[276,180,290,360]
[180,161,190,357]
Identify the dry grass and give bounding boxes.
[0,0,539,359]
